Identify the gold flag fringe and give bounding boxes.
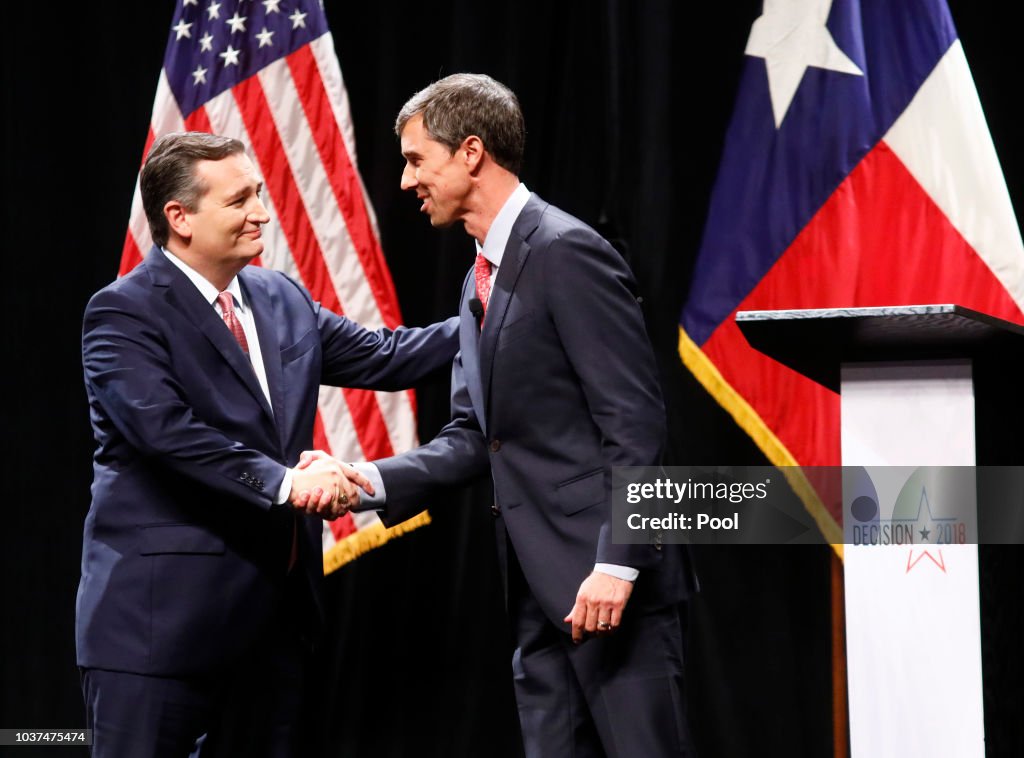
[677,326,844,559]
[323,510,433,574]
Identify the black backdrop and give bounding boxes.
[3,2,1022,756]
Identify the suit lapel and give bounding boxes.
[459,272,487,435]
[148,249,276,424]
[478,197,542,417]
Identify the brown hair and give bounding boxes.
[140,132,246,247]
[395,73,525,175]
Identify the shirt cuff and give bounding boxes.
[350,461,386,510]
[275,468,293,505]
[594,563,639,582]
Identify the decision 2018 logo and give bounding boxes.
[843,467,975,547]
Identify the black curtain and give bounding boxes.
[2,2,1021,756]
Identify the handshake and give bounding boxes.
[287,450,374,520]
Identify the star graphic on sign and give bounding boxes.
[172,19,193,40]
[256,27,275,48]
[192,65,208,85]
[199,32,214,52]
[219,44,241,67]
[227,11,247,33]
[907,549,946,574]
[745,0,863,127]
[263,0,281,13]
[919,527,931,541]
[290,9,307,29]
[207,1,222,20]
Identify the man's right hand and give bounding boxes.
[289,456,368,520]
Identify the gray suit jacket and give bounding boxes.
[376,195,689,626]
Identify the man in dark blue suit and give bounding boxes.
[349,74,695,757]
[78,131,459,757]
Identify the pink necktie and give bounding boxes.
[217,292,249,354]
[475,253,492,315]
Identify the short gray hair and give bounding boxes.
[395,73,525,175]
[140,132,246,247]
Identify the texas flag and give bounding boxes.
[680,0,1024,541]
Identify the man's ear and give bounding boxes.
[164,200,191,241]
[462,135,485,173]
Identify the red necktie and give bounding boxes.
[475,253,492,315]
[217,292,250,354]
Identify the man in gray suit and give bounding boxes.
[319,74,695,756]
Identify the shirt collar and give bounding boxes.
[161,247,246,311]
[476,182,531,269]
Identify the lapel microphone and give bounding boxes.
[469,298,484,329]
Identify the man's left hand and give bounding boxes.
[290,451,374,519]
[563,571,634,644]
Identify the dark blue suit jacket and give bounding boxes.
[376,195,688,628]
[77,248,458,677]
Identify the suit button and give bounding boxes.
[491,503,501,516]
[489,439,501,452]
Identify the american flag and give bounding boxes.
[121,0,430,573]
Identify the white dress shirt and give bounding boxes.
[474,181,532,282]
[162,249,291,503]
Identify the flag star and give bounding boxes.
[745,0,863,128]
[172,19,193,40]
[226,11,247,33]
[183,0,198,6]
[289,9,307,29]
[192,65,208,85]
[199,32,214,52]
[256,27,275,48]
[206,1,222,20]
[219,44,241,66]
[262,0,281,13]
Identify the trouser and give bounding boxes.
[507,544,696,758]
[82,607,308,757]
